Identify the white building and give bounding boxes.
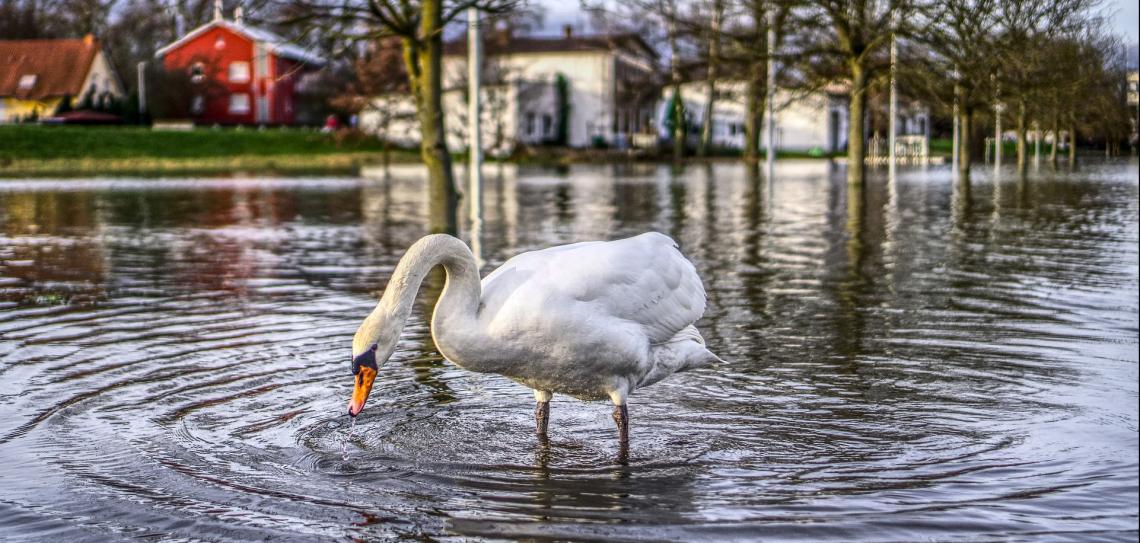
[360,29,659,152]
[657,81,850,154]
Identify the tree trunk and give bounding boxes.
[958,106,972,181]
[1015,100,1027,176]
[697,0,722,158]
[846,60,867,186]
[1049,114,1058,166]
[401,0,457,234]
[1068,125,1077,169]
[743,66,764,162]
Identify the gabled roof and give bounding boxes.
[443,33,658,60]
[155,19,324,66]
[0,37,102,99]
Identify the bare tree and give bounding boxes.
[915,0,998,181]
[792,0,916,186]
[713,0,793,163]
[992,0,1094,176]
[697,0,724,156]
[283,0,521,233]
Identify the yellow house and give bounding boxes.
[0,35,124,123]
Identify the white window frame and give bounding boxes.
[190,63,205,83]
[228,93,250,114]
[228,61,250,83]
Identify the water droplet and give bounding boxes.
[342,417,356,460]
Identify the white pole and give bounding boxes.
[765,8,776,178]
[994,78,1002,175]
[952,97,959,178]
[137,61,147,118]
[888,18,897,179]
[467,7,482,227]
[951,67,960,179]
[994,104,1001,173]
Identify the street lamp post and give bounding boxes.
[765,8,776,179]
[888,15,898,180]
[951,67,959,180]
[467,7,482,227]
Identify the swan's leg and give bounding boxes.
[534,390,552,436]
[608,391,629,458]
[612,404,629,446]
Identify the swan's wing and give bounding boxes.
[481,233,706,344]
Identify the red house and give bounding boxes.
[155,9,323,125]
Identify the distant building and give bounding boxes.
[0,35,124,123]
[155,7,324,125]
[658,81,850,154]
[361,27,659,152]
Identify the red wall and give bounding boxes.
[161,25,306,125]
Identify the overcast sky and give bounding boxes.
[1106,0,1139,43]
[534,0,1140,46]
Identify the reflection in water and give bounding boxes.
[0,161,1137,541]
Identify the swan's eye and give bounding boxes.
[351,347,379,375]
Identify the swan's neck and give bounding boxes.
[377,235,482,362]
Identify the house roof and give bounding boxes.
[155,19,324,66]
[443,32,658,60]
[0,37,102,99]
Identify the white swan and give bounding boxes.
[347,232,720,450]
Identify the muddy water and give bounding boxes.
[0,161,1136,541]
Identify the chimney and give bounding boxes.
[213,0,223,21]
[563,25,573,39]
[82,34,94,47]
[496,26,510,47]
[234,6,243,25]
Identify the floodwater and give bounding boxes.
[0,161,1136,541]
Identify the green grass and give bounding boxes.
[0,125,426,176]
[0,125,392,160]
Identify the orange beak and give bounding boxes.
[348,366,377,417]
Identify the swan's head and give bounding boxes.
[347,311,400,417]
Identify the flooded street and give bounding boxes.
[0,161,1136,541]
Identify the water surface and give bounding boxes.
[0,161,1137,541]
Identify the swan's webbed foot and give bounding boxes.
[612,404,629,463]
[535,401,550,437]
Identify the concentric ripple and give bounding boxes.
[0,163,1136,541]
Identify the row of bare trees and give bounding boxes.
[588,0,1130,185]
[910,0,1133,181]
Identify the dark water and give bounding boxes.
[0,161,1136,541]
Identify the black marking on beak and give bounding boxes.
[351,344,379,375]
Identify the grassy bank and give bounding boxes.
[0,125,418,176]
[2,125,855,177]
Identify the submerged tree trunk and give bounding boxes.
[958,106,972,181]
[400,0,457,234]
[698,0,723,158]
[743,65,765,162]
[846,60,867,186]
[1015,100,1027,176]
